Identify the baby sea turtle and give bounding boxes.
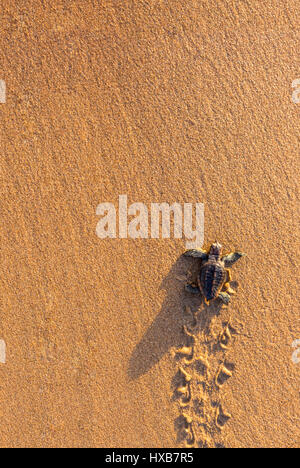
[183,242,245,305]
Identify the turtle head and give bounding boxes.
[209,242,222,260]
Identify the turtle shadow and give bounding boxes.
[127,254,224,380]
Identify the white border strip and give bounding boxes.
[0,340,5,363]
[0,80,6,103]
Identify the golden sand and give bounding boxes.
[0,0,299,448]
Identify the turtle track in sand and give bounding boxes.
[171,301,242,448]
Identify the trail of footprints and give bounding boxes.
[172,305,238,448]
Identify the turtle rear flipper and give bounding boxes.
[218,292,231,305]
[222,252,245,268]
[183,249,208,260]
[185,284,200,294]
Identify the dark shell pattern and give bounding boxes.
[198,260,226,301]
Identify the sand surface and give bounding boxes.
[0,0,299,448]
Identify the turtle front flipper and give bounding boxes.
[183,249,208,260]
[218,292,231,305]
[222,252,245,268]
[185,284,201,294]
